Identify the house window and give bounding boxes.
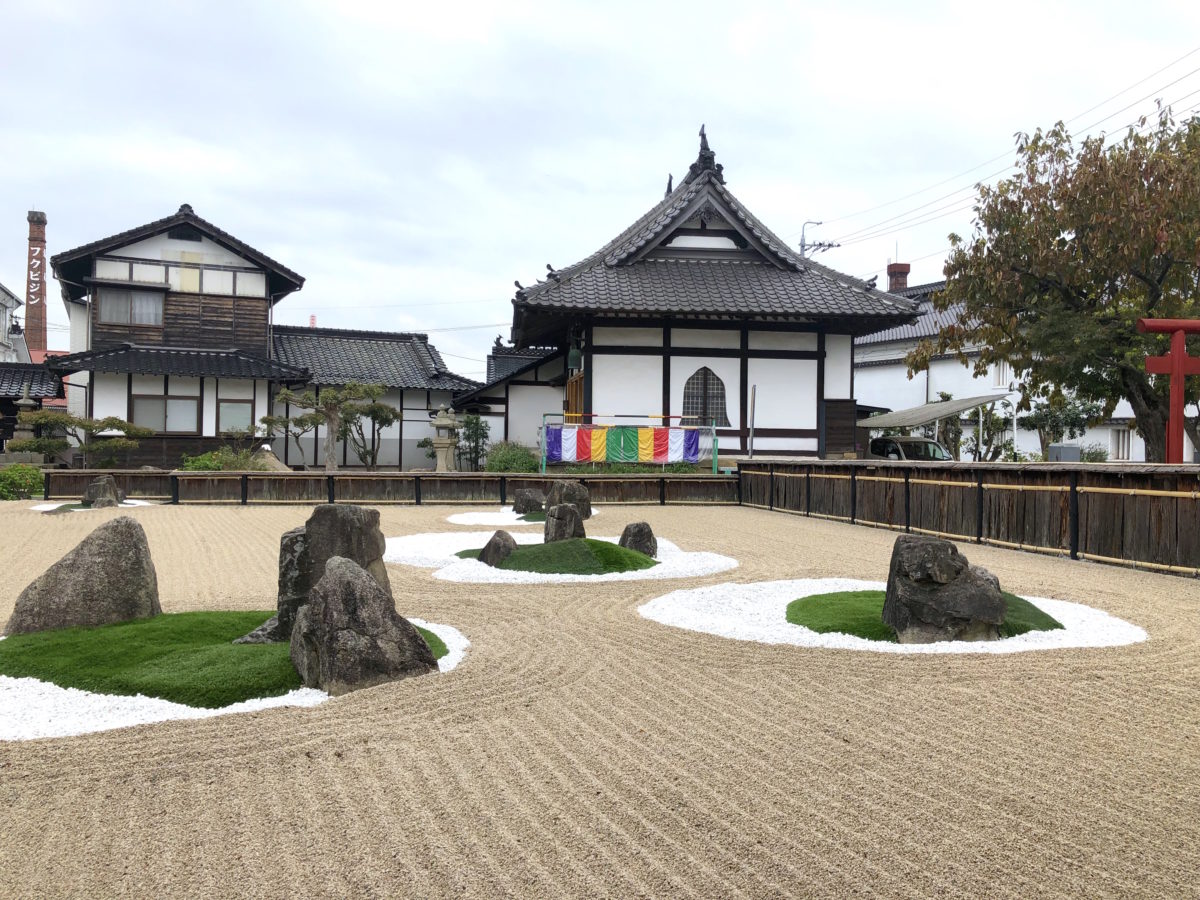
[1112,427,1131,461]
[131,396,199,433]
[992,360,1012,389]
[98,288,163,326]
[218,400,253,433]
[681,366,731,427]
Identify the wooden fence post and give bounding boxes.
[42,470,50,501]
[903,469,911,533]
[805,465,812,517]
[170,474,179,505]
[1069,471,1080,560]
[414,475,422,506]
[769,464,775,511]
[499,476,507,506]
[326,475,335,505]
[975,473,984,544]
[240,474,249,506]
[659,477,666,505]
[849,467,857,524]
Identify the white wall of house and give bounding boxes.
[746,359,818,429]
[593,354,664,426]
[507,385,563,447]
[91,373,127,419]
[109,233,252,268]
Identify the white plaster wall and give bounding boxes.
[131,374,162,395]
[92,373,127,419]
[202,378,217,434]
[824,334,853,399]
[746,359,817,429]
[748,331,818,351]
[748,437,819,453]
[67,372,89,419]
[669,355,740,427]
[68,301,89,353]
[217,379,254,400]
[591,327,662,348]
[672,328,739,349]
[253,381,268,433]
[508,385,563,447]
[111,233,253,268]
[593,355,664,425]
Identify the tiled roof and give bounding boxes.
[456,349,562,406]
[272,325,480,392]
[486,346,556,382]
[51,204,304,304]
[46,344,309,380]
[0,363,63,399]
[0,280,19,307]
[512,138,918,340]
[855,282,963,346]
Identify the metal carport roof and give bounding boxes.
[857,394,1006,430]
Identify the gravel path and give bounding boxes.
[0,500,1196,898]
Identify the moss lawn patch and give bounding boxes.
[457,537,657,575]
[0,611,447,708]
[786,590,1064,643]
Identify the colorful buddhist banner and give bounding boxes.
[544,425,700,464]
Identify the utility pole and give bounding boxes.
[799,220,840,257]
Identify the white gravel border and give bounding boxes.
[446,506,600,526]
[0,617,469,742]
[638,578,1147,655]
[30,499,154,512]
[384,531,738,583]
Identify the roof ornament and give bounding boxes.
[664,173,673,198]
[546,263,561,282]
[683,124,724,185]
[864,275,878,290]
[177,203,194,215]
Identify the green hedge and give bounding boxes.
[0,464,43,500]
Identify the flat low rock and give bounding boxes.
[5,516,161,635]
[882,534,1006,643]
[479,530,517,567]
[511,489,545,515]
[290,557,438,696]
[546,480,591,519]
[618,522,657,558]
[544,504,585,543]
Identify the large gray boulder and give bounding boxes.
[882,535,1006,644]
[304,504,391,598]
[290,557,438,696]
[479,530,517,568]
[511,488,545,515]
[546,480,591,519]
[235,525,310,644]
[83,475,122,508]
[5,516,160,635]
[544,504,585,543]
[618,522,657,558]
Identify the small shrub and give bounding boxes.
[180,447,269,471]
[484,441,540,473]
[0,464,43,500]
[1079,442,1109,463]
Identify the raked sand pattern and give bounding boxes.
[0,501,1196,898]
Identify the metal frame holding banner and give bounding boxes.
[539,413,718,474]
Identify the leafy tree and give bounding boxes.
[260,410,321,468]
[455,414,490,471]
[961,400,1014,462]
[923,391,963,459]
[8,411,152,467]
[272,383,391,472]
[338,386,401,470]
[908,109,1200,462]
[1017,395,1105,459]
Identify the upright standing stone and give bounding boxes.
[544,504,585,543]
[479,530,518,567]
[290,557,438,696]
[618,522,658,558]
[882,535,1007,643]
[235,525,311,644]
[83,475,122,508]
[546,480,591,519]
[304,504,391,597]
[5,517,160,635]
[511,489,545,515]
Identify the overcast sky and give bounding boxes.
[2,0,1199,380]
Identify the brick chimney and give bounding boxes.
[887,262,910,293]
[25,211,48,353]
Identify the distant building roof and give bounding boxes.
[0,280,19,308]
[486,337,555,382]
[510,131,919,345]
[0,362,63,399]
[855,281,963,346]
[51,204,305,305]
[272,325,480,392]
[47,344,309,381]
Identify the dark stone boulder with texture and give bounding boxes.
[882,535,1006,644]
[546,480,591,519]
[479,530,518,568]
[618,522,658,558]
[5,516,161,635]
[235,525,311,644]
[304,504,391,598]
[511,488,545,515]
[290,557,438,696]
[544,503,586,543]
[83,475,122,508]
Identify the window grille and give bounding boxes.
[681,367,730,427]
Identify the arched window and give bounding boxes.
[682,366,730,427]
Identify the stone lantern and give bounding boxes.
[430,405,460,472]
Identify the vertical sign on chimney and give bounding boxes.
[309,314,316,328]
[25,210,48,353]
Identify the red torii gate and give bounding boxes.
[1138,318,1200,464]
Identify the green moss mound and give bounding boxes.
[786,590,1064,643]
[0,611,447,709]
[517,511,546,523]
[458,538,657,575]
